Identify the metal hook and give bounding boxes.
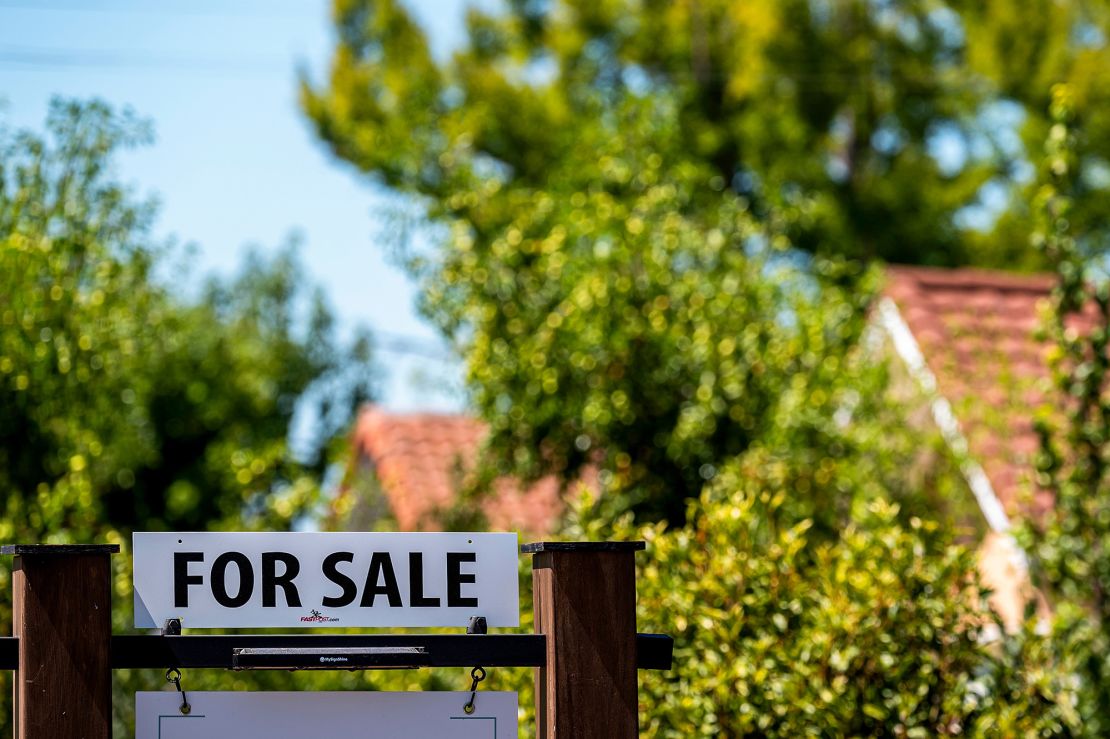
[165,668,191,715]
[462,666,486,715]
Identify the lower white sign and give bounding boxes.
[136,691,518,738]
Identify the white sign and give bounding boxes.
[133,532,519,628]
[136,691,518,739]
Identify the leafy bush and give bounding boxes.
[567,466,1075,737]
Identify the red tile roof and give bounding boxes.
[349,406,567,534]
[884,266,1058,515]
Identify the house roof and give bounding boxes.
[884,265,1058,517]
[349,405,566,534]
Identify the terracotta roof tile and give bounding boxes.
[348,406,573,534]
[884,266,1062,516]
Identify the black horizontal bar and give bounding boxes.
[111,634,546,670]
[0,633,673,672]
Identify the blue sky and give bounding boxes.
[0,0,475,411]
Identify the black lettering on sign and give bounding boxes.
[321,552,358,608]
[211,551,254,608]
[261,551,302,608]
[174,552,204,608]
[409,552,440,607]
[360,552,402,607]
[447,552,479,608]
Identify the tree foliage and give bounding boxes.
[302,0,1110,522]
[0,99,374,540]
[959,0,1110,263]
[302,0,1073,266]
[306,3,880,520]
[304,0,1110,270]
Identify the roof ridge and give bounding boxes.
[885,264,1055,293]
[359,404,483,424]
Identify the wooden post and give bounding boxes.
[522,541,644,739]
[4,544,119,739]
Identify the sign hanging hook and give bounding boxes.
[165,668,191,715]
[462,666,486,714]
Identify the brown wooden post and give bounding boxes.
[522,541,644,739]
[4,544,119,739]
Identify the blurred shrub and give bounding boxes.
[566,465,1077,737]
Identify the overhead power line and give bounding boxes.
[372,330,454,360]
[0,46,293,75]
[0,1,304,19]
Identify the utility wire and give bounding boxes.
[372,330,454,360]
[0,46,292,74]
[0,0,304,18]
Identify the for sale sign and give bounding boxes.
[136,691,518,738]
[132,532,519,628]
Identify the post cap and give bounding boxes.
[520,541,645,554]
[0,544,120,555]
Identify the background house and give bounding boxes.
[342,265,1061,628]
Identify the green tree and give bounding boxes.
[300,0,1109,521]
[0,99,375,732]
[958,0,1110,264]
[0,99,374,539]
[306,16,876,520]
[303,0,1039,266]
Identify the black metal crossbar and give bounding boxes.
[0,633,673,671]
[113,634,546,670]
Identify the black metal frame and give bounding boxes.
[0,633,673,671]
